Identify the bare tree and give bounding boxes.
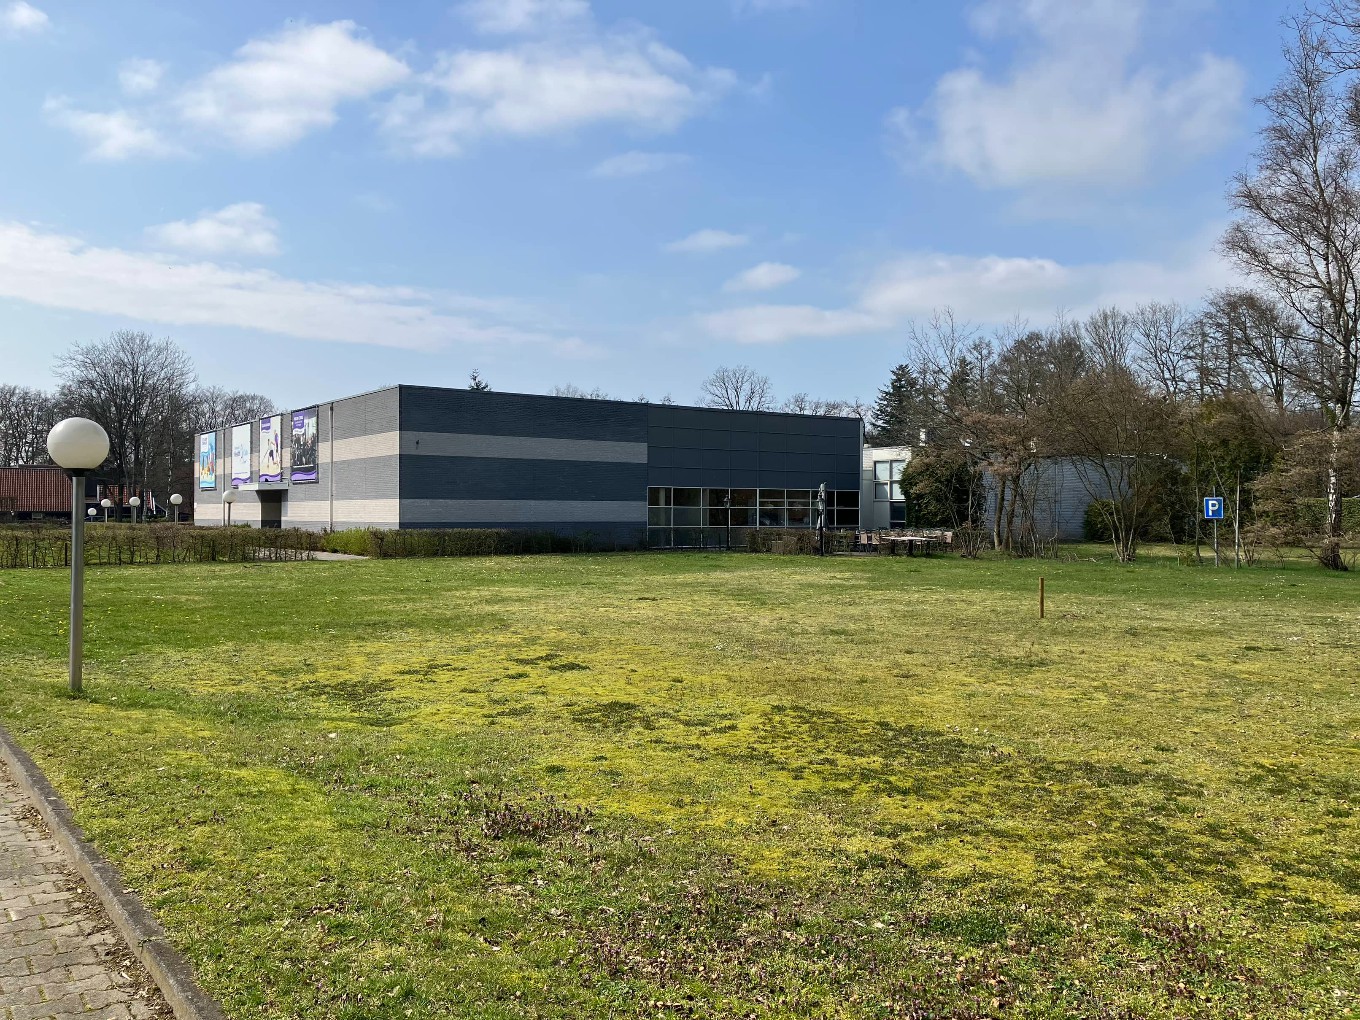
[0,385,59,466]
[1132,301,1197,400]
[56,331,198,500]
[1222,15,1360,568]
[700,365,774,411]
[191,386,275,431]
[550,384,611,399]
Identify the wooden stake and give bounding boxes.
[1039,576,1046,619]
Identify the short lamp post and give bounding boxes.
[170,492,182,524]
[46,417,110,695]
[100,497,111,523]
[222,487,236,527]
[86,508,97,520]
[128,495,141,525]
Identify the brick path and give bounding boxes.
[0,761,169,1020]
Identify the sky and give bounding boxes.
[0,0,1294,411]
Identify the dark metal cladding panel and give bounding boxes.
[400,386,649,443]
[402,456,647,502]
[332,387,400,442]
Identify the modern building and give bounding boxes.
[861,445,914,530]
[194,385,864,547]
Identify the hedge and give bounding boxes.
[319,528,602,558]
[0,523,320,569]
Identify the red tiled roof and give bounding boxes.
[0,466,77,513]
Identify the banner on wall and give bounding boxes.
[259,414,283,483]
[290,407,319,483]
[231,423,252,485]
[197,432,217,490]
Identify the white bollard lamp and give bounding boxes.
[222,487,236,527]
[46,418,110,695]
[100,497,112,523]
[170,492,183,524]
[128,495,141,524]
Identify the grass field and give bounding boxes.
[0,551,1356,1019]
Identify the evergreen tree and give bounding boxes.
[872,364,928,445]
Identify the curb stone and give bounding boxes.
[0,724,227,1020]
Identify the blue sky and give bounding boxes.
[0,0,1291,410]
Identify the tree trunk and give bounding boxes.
[992,477,1007,551]
[1322,424,1347,570]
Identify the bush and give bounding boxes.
[1296,497,1360,535]
[0,523,321,569]
[320,528,596,559]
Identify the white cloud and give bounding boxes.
[118,58,166,97]
[894,0,1245,189]
[42,99,175,160]
[723,261,801,292]
[380,19,737,157]
[590,150,690,178]
[664,229,749,254]
[1,1,47,36]
[704,236,1236,343]
[176,21,410,151]
[0,220,579,353]
[146,203,281,258]
[459,0,591,35]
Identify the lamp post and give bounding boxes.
[100,497,111,523]
[46,417,110,695]
[222,487,236,527]
[170,492,182,524]
[86,508,97,519]
[128,495,141,524]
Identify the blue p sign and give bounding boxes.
[1203,497,1225,520]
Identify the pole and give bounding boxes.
[1213,519,1219,568]
[68,473,84,695]
[1039,576,1045,619]
[173,505,179,524]
[1234,475,1241,569]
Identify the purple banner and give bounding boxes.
[290,407,318,484]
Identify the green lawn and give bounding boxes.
[0,551,1356,1019]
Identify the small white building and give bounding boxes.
[860,445,913,530]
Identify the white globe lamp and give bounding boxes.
[169,492,183,524]
[46,417,110,696]
[222,487,237,527]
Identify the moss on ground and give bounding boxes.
[0,550,1356,1018]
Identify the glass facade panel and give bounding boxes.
[648,507,671,527]
[648,487,672,507]
[835,490,860,508]
[787,505,811,527]
[706,506,728,527]
[787,490,811,509]
[674,487,701,507]
[730,489,757,508]
[647,528,672,548]
[758,489,786,508]
[646,489,862,547]
[704,489,731,510]
[673,506,702,527]
[730,507,756,527]
[673,527,701,547]
[758,506,787,527]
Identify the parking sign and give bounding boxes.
[1203,496,1225,520]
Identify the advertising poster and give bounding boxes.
[197,432,217,489]
[231,423,252,485]
[259,414,283,483]
[290,407,319,483]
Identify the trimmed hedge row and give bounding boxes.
[319,528,599,558]
[0,523,320,568]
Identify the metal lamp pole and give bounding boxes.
[223,488,236,527]
[47,418,110,695]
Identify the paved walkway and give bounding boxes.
[0,761,168,1020]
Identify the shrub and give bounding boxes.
[321,528,600,559]
[0,523,321,569]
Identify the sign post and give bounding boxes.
[1203,496,1225,567]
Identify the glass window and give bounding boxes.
[890,502,907,526]
[647,528,672,549]
[874,461,891,481]
[835,490,860,508]
[890,482,904,500]
[730,507,756,527]
[874,482,890,501]
[706,506,728,527]
[787,505,811,527]
[787,490,811,509]
[673,527,701,548]
[648,507,671,527]
[891,459,907,476]
[835,508,860,528]
[758,489,786,508]
[705,488,731,510]
[729,488,757,508]
[648,487,671,507]
[673,488,701,508]
[673,506,702,527]
[758,505,787,528]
